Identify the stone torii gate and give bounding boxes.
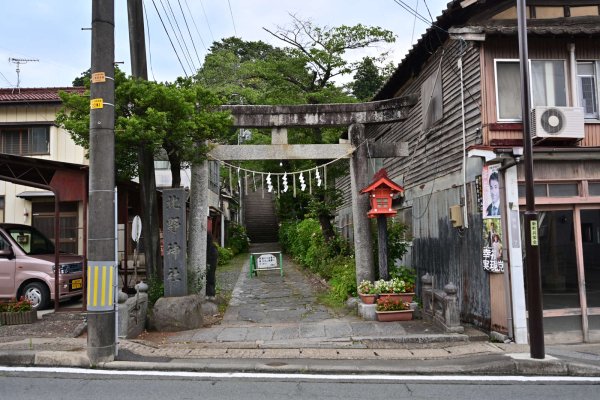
[189,95,417,294]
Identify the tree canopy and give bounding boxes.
[56,71,232,185]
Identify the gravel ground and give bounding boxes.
[0,253,328,342]
[0,309,86,341]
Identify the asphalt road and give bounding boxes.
[2,367,600,400]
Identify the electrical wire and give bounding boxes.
[410,0,420,45]
[150,0,189,77]
[199,0,216,42]
[227,0,238,37]
[162,0,197,72]
[177,0,203,66]
[184,0,207,53]
[0,71,14,87]
[391,0,447,34]
[142,0,157,81]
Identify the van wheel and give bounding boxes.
[22,282,50,310]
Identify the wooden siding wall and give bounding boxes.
[482,36,600,147]
[336,39,492,328]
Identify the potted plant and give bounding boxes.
[0,297,36,325]
[374,277,414,303]
[357,280,377,304]
[375,296,413,322]
[389,266,416,302]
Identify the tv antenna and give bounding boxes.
[8,57,39,91]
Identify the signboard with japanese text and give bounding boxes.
[257,254,278,269]
[162,187,188,296]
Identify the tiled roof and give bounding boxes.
[0,87,86,104]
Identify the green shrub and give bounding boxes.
[280,218,357,304]
[326,256,356,305]
[227,223,249,255]
[146,274,164,308]
[217,245,234,266]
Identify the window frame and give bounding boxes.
[0,126,50,156]
[494,59,569,122]
[577,61,600,120]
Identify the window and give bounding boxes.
[577,62,600,119]
[495,60,567,121]
[0,126,50,155]
[421,68,443,129]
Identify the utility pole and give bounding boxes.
[87,0,116,364]
[517,0,545,359]
[127,0,162,280]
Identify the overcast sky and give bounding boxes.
[0,0,449,88]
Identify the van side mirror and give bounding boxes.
[0,246,14,260]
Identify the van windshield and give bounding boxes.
[5,226,56,255]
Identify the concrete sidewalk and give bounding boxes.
[1,246,600,376]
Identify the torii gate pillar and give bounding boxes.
[349,123,375,283]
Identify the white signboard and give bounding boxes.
[257,254,278,269]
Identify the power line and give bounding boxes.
[410,0,420,45]
[150,0,189,77]
[142,0,157,81]
[162,0,197,72]
[227,0,238,37]
[0,70,14,87]
[177,0,202,66]
[422,0,435,22]
[391,0,447,34]
[200,0,216,42]
[184,0,208,52]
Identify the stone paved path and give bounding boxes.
[167,244,460,348]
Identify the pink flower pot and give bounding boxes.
[359,293,377,304]
[375,309,413,322]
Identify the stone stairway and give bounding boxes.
[243,189,279,243]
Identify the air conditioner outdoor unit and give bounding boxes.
[531,106,584,139]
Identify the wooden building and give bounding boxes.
[336,0,600,343]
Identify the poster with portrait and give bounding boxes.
[482,163,504,273]
[483,164,501,218]
[482,218,504,273]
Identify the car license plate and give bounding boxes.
[70,278,83,290]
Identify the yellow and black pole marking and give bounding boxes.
[87,262,116,311]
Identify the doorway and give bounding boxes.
[522,206,600,342]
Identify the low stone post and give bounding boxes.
[421,273,433,314]
[443,282,463,333]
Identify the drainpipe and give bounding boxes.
[459,46,469,229]
[568,43,577,106]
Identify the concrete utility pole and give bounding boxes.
[87,0,116,364]
[517,0,545,359]
[127,0,162,280]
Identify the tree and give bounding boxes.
[264,15,396,99]
[198,17,396,242]
[56,73,231,278]
[351,57,387,101]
